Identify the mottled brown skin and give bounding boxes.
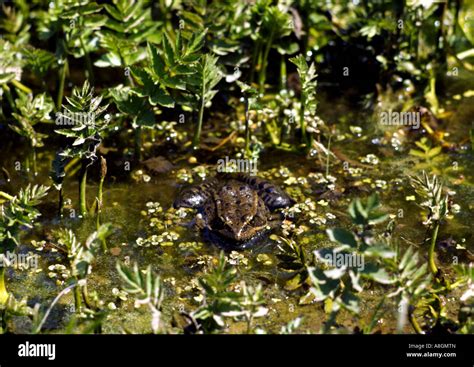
[174,174,294,246]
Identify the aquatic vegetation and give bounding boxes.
[409,137,444,170]
[250,1,294,93]
[290,54,318,149]
[54,80,109,217]
[96,0,159,72]
[184,252,268,334]
[9,92,54,175]
[0,185,49,332]
[117,262,164,334]
[411,172,450,277]
[236,81,261,157]
[185,252,242,333]
[304,191,474,334]
[33,1,105,107]
[130,30,207,154]
[189,53,224,149]
[307,195,395,332]
[0,185,49,303]
[29,224,113,333]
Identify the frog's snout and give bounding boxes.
[264,193,296,210]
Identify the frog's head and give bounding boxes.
[259,185,295,210]
[173,179,218,209]
[218,215,259,242]
[215,183,267,242]
[173,187,208,209]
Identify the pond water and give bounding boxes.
[1,85,473,334]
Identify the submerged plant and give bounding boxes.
[96,0,159,73]
[9,91,54,175]
[409,137,443,170]
[130,30,205,155]
[0,185,49,307]
[189,53,223,149]
[411,172,449,277]
[250,2,293,93]
[54,80,109,217]
[308,195,394,332]
[35,223,113,332]
[290,54,318,149]
[117,262,164,334]
[186,252,268,334]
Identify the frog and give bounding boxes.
[173,173,295,248]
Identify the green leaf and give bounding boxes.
[338,289,360,314]
[185,29,206,57]
[162,32,175,66]
[147,42,165,78]
[409,149,428,158]
[103,4,123,21]
[149,87,174,108]
[364,245,396,259]
[0,72,16,84]
[427,146,442,158]
[307,267,340,301]
[361,263,394,284]
[348,199,366,225]
[327,228,358,248]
